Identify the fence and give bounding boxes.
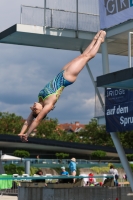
[0,175,18,196]
[18,187,133,200]
[20,3,100,32]
[0,174,131,198]
[1,159,123,168]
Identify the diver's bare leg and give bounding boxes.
[63,31,106,82]
[62,30,102,71]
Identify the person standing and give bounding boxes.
[109,165,119,186]
[69,158,76,183]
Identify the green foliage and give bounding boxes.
[91,150,106,161]
[55,153,69,159]
[117,131,133,148]
[126,154,133,161]
[36,118,81,142]
[0,112,23,135]
[30,167,39,176]
[90,166,110,174]
[4,164,24,175]
[107,163,113,167]
[36,118,58,137]
[4,164,38,176]
[13,150,30,158]
[78,119,113,146]
[36,118,62,140]
[130,164,133,172]
[1,111,133,149]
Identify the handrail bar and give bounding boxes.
[0,175,114,180]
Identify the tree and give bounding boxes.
[126,154,133,161]
[55,152,69,159]
[91,150,106,162]
[13,150,30,158]
[4,164,24,175]
[4,164,38,175]
[36,118,62,140]
[118,131,133,149]
[0,112,23,135]
[78,119,114,146]
[55,153,69,163]
[130,164,133,172]
[2,111,133,149]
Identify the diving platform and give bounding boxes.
[0,20,133,55]
[0,24,98,51]
[97,67,133,90]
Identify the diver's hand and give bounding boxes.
[18,133,28,142]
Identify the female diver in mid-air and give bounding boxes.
[18,30,106,142]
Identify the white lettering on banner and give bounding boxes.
[99,0,133,29]
[120,0,126,9]
[116,105,128,114]
[106,106,116,115]
[107,0,115,13]
[120,116,133,126]
[107,89,125,97]
[106,105,128,115]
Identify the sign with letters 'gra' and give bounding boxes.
[105,88,133,132]
[99,0,133,29]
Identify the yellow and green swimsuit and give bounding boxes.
[38,71,73,101]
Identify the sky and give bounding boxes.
[0,0,128,124]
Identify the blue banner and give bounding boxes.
[105,88,133,132]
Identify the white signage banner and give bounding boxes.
[99,0,133,29]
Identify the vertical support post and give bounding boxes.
[101,41,109,74]
[76,0,78,38]
[110,132,133,191]
[0,151,2,157]
[44,0,46,33]
[102,39,133,191]
[128,32,132,68]
[0,150,5,174]
[25,160,30,175]
[51,9,53,28]
[20,5,22,24]
[86,63,104,111]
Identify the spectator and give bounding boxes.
[102,174,107,184]
[36,169,43,175]
[60,166,69,175]
[109,165,119,186]
[36,155,40,163]
[69,157,76,183]
[88,173,94,184]
[86,181,95,186]
[123,174,127,181]
[79,174,88,186]
[88,173,99,186]
[33,169,47,186]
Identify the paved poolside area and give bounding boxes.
[0,195,17,200]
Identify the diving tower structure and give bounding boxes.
[1,0,133,191]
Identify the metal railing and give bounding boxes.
[0,174,131,197]
[20,5,100,32]
[0,174,113,194]
[1,159,123,168]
